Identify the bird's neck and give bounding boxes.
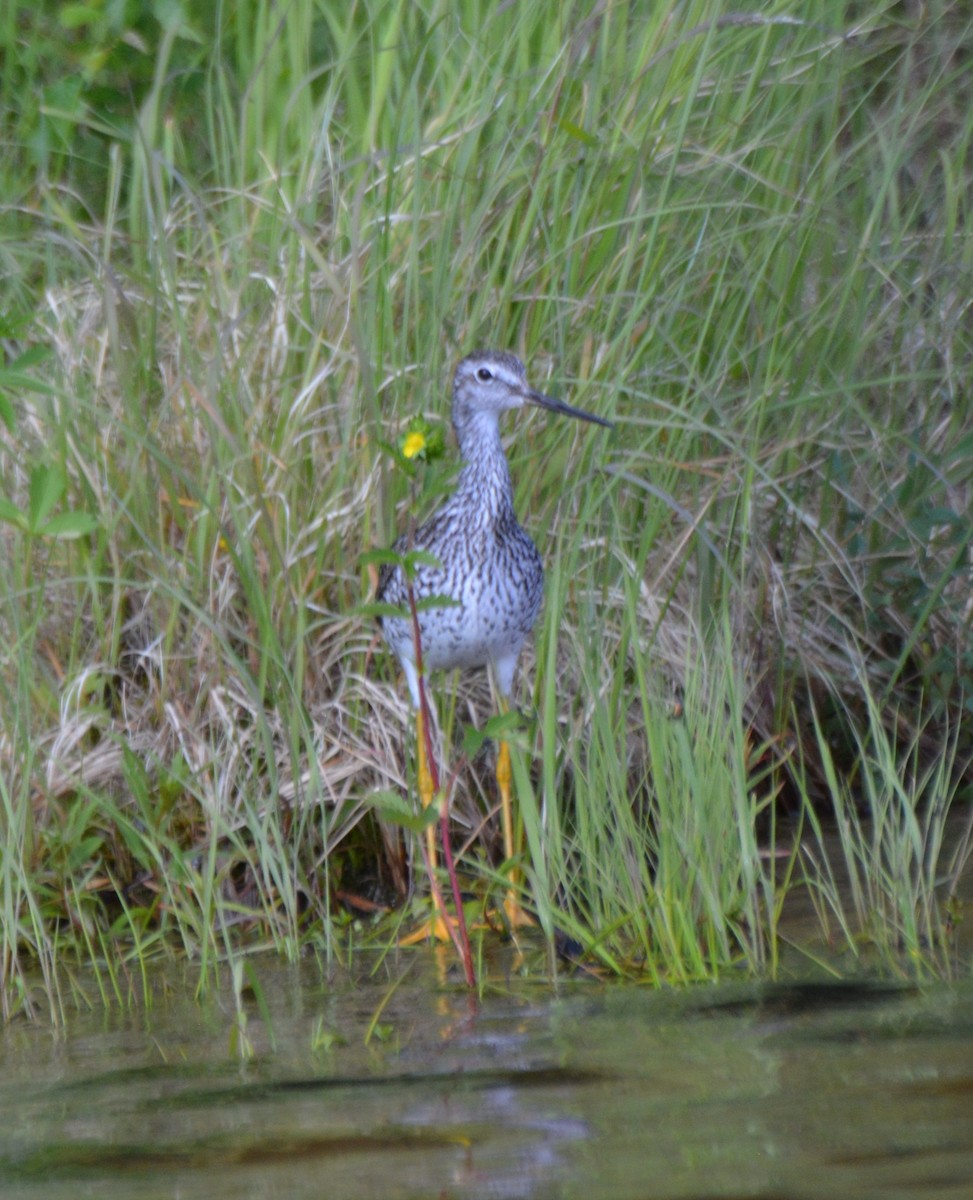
[453,409,515,522]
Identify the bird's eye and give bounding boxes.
[476,367,493,382]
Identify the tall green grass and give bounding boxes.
[1,0,972,1017]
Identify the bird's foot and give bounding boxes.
[398,912,456,945]
[485,891,534,933]
[504,895,535,929]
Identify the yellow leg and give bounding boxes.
[399,702,454,945]
[415,700,436,873]
[496,737,532,927]
[496,739,515,864]
[416,704,437,871]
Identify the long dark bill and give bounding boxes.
[526,388,613,429]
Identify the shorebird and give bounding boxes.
[378,350,611,923]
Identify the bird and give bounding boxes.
[377,349,612,924]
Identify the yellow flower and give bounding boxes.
[402,431,427,459]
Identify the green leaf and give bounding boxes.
[65,835,104,873]
[360,547,402,569]
[0,345,59,430]
[557,117,598,147]
[27,464,66,533]
[0,369,59,398]
[357,600,411,620]
[463,709,526,758]
[0,497,26,529]
[59,4,100,31]
[363,546,446,582]
[402,548,443,570]
[39,511,99,539]
[358,593,459,621]
[365,789,439,834]
[414,592,460,612]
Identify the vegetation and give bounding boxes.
[1,0,971,1020]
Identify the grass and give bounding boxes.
[1,0,972,1019]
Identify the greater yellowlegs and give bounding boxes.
[378,350,611,920]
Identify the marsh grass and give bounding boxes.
[2,0,972,1017]
[800,681,971,975]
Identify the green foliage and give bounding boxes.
[365,789,439,837]
[0,343,55,430]
[803,686,968,977]
[0,462,98,539]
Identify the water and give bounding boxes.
[1,950,971,1199]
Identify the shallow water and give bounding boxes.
[1,951,972,1200]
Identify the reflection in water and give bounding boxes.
[0,954,972,1199]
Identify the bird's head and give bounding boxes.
[452,350,612,430]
